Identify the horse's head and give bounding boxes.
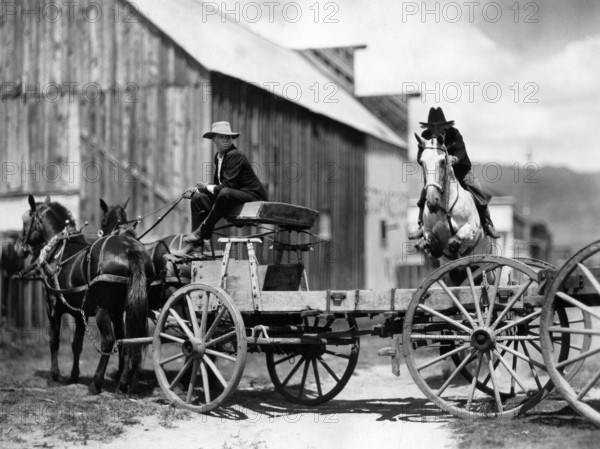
[99,198,130,236]
[17,195,75,257]
[415,133,452,213]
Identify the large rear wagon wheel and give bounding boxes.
[266,315,359,405]
[153,284,247,413]
[403,255,555,419]
[541,241,600,426]
[451,258,578,400]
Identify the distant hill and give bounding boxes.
[474,164,600,251]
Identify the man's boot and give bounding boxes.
[183,223,209,246]
[408,205,425,240]
[481,206,500,239]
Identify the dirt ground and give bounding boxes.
[1,323,599,449]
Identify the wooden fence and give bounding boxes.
[0,274,46,329]
[0,234,46,329]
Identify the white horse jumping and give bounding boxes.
[414,134,489,261]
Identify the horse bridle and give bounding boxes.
[422,143,448,194]
[100,206,125,235]
[21,206,50,254]
[100,206,139,236]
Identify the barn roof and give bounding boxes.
[129,0,406,148]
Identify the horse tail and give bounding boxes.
[125,248,149,374]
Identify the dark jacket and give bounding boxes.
[213,145,268,200]
[419,127,471,182]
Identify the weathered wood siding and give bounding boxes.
[0,0,212,235]
[210,73,366,289]
[0,0,405,295]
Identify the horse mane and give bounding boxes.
[46,201,77,229]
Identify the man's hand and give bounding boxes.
[446,155,458,166]
[195,182,209,194]
[182,189,195,199]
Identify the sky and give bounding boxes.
[215,0,600,172]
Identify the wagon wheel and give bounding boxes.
[541,241,600,426]
[153,284,247,413]
[466,257,590,386]
[450,257,581,400]
[403,255,558,418]
[266,315,359,405]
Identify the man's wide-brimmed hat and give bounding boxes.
[419,107,454,126]
[203,121,240,139]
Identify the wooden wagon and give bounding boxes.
[115,202,600,424]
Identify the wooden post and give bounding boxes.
[0,270,4,326]
[35,281,45,328]
[23,280,32,331]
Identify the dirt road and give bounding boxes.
[3,331,600,449]
[0,335,458,449]
[114,363,457,449]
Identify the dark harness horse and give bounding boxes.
[99,199,189,310]
[18,195,153,393]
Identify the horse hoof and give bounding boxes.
[118,383,129,394]
[51,372,61,382]
[47,377,61,387]
[448,241,460,254]
[68,375,79,384]
[88,384,102,395]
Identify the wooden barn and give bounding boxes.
[0,0,407,321]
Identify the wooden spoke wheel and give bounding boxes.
[450,257,582,400]
[265,315,359,405]
[541,241,600,426]
[470,258,589,381]
[153,284,247,413]
[403,255,556,419]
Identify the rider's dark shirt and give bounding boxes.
[418,127,471,183]
[213,145,268,200]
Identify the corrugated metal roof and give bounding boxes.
[130,0,406,148]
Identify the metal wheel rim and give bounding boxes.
[403,255,549,419]
[541,241,600,426]
[152,283,247,413]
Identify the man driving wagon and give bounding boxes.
[181,121,269,253]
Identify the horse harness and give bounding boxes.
[422,143,461,236]
[33,232,130,355]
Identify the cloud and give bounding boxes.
[520,34,600,102]
[222,0,600,171]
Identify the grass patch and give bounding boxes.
[0,333,191,446]
[450,399,600,449]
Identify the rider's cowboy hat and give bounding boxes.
[203,121,240,139]
[419,107,455,127]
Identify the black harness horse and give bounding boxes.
[18,195,153,393]
[99,199,189,310]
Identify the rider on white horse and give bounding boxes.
[409,107,500,241]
